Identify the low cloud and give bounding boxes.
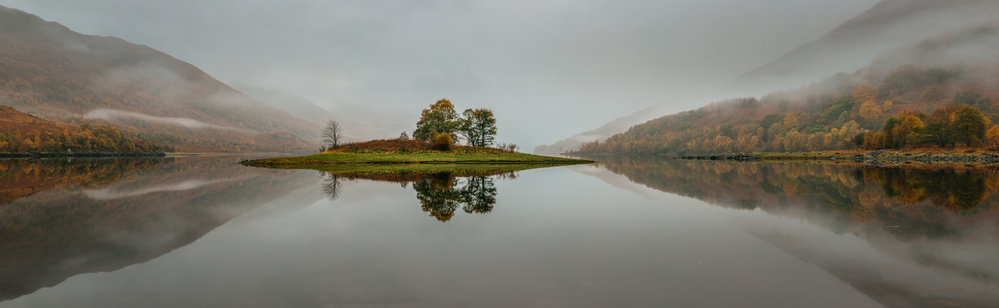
[84,108,248,132]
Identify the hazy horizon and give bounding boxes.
[0,0,878,149]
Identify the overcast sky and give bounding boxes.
[0,0,877,148]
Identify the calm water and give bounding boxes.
[1,156,998,307]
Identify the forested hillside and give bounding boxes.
[574,25,999,154]
[0,105,160,155]
[540,0,999,155]
[0,5,316,153]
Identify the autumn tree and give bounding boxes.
[459,109,497,147]
[952,105,990,145]
[987,126,999,148]
[923,105,962,147]
[414,99,460,142]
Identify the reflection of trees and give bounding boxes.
[0,158,162,205]
[461,176,497,214]
[595,156,999,240]
[318,171,505,222]
[320,172,343,200]
[855,167,999,212]
[413,173,498,222]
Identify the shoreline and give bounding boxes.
[570,149,999,167]
[0,152,166,158]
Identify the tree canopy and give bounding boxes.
[460,109,497,147]
[414,99,460,142]
[414,99,498,148]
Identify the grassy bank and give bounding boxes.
[241,139,592,170]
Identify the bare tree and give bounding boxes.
[322,120,343,149]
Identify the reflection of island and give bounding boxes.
[0,156,318,302]
[321,170,516,222]
[590,156,999,307]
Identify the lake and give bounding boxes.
[1,155,998,307]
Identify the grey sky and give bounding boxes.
[0,0,877,148]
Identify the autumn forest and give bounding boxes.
[574,26,999,155]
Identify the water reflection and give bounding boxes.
[589,156,999,306]
[593,157,999,238]
[320,171,515,222]
[7,155,999,306]
[0,157,317,302]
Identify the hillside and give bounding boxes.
[0,5,317,153]
[574,23,999,155]
[731,0,999,92]
[0,105,161,155]
[538,0,999,154]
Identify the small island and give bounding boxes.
[241,99,592,174]
[241,138,591,175]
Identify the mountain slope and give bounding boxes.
[731,0,999,92]
[537,0,999,154]
[0,5,318,152]
[574,24,999,154]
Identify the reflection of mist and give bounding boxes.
[84,176,251,200]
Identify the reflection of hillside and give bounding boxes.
[0,158,162,205]
[0,156,316,301]
[597,157,999,238]
[593,157,999,306]
[321,170,513,222]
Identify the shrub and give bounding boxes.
[432,132,453,151]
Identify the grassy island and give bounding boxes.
[241,139,592,175]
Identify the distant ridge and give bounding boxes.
[730,0,999,92]
[537,0,999,154]
[0,5,318,152]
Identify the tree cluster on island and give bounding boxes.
[413,99,498,149]
[319,98,512,152]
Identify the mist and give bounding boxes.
[84,109,248,132]
[0,0,877,149]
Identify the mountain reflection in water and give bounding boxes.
[0,157,317,302]
[5,156,999,307]
[588,156,999,307]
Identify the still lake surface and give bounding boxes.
[2,155,999,307]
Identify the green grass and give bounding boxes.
[240,138,592,178]
[241,150,591,171]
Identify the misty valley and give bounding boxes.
[6,0,999,307]
[0,156,997,307]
